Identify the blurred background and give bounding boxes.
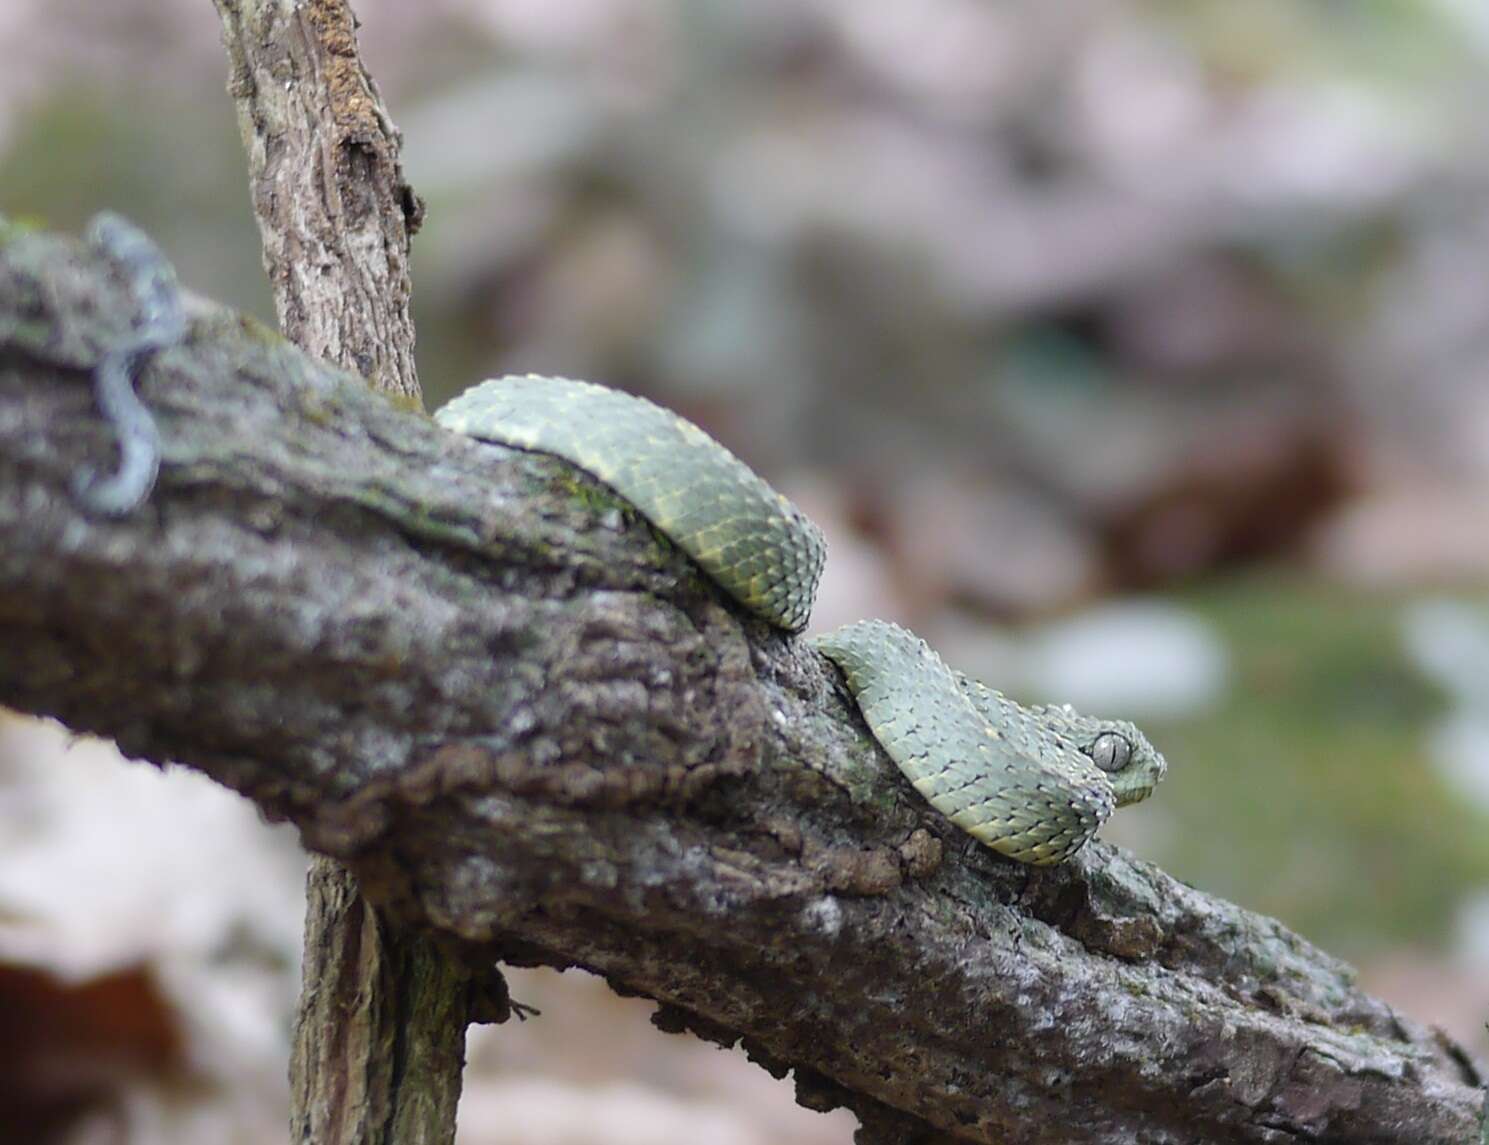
[3,0,1489,1141]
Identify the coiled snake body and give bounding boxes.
[437,376,1167,865]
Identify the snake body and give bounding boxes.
[437,376,1166,864]
[438,376,825,631]
[812,620,1163,863]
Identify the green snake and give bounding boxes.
[437,376,1167,865]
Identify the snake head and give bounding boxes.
[1078,717,1167,807]
[1028,702,1168,808]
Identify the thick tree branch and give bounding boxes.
[0,226,1481,1144]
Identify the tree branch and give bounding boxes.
[213,0,422,400]
[0,224,1481,1144]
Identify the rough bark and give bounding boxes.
[209,2,449,1141]
[212,0,422,401]
[289,860,480,1145]
[0,225,1483,1144]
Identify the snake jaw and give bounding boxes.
[1025,704,1168,810]
[1094,719,1167,807]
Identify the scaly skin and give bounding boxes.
[436,376,1167,863]
[437,376,825,631]
[814,620,1165,864]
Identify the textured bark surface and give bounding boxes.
[211,0,422,400]
[289,861,480,1145]
[0,226,1484,1144]
[209,3,449,1141]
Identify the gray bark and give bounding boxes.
[288,858,484,1145]
[0,223,1482,1144]
[212,0,422,401]
[209,2,458,1140]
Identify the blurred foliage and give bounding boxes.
[1154,578,1489,957]
[1158,0,1474,86]
[0,87,272,321]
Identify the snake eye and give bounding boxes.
[1089,733,1131,773]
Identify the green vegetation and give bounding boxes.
[1151,575,1489,958]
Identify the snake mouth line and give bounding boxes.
[1118,785,1157,807]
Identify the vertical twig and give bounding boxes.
[289,863,471,1145]
[210,3,466,1142]
[213,0,423,400]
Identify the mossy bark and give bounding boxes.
[0,225,1482,1144]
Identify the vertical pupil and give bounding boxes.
[1092,734,1129,772]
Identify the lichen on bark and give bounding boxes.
[0,224,1482,1144]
